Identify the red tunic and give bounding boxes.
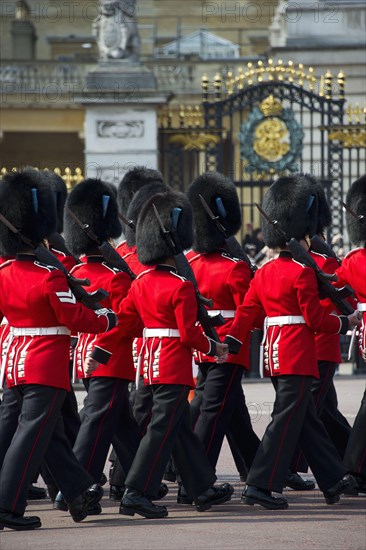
[0,256,112,390]
[227,252,345,378]
[93,265,213,387]
[310,251,342,363]
[116,241,146,276]
[188,250,252,368]
[50,247,77,272]
[71,257,134,381]
[335,248,366,354]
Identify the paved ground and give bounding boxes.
[1,376,365,550]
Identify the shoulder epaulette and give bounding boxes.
[34,260,58,272]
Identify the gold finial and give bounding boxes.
[337,70,345,99]
[319,75,325,97]
[308,67,316,92]
[214,73,222,101]
[74,167,84,184]
[324,70,333,99]
[346,104,353,123]
[354,103,362,124]
[179,105,185,128]
[201,74,209,101]
[226,71,234,95]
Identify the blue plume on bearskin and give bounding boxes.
[262,175,319,248]
[187,172,242,253]
[136,190,193,265]
[64,178,121,255]
[0,169,57,255]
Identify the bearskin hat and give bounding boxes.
[0,169,57,255]
[346,174,366,245]
[136,190,193,265]
[125,182,168,247]
[302,174,332,234]
[41,170,67,233]
[186,172,242,253]
[117,166,165,217]
[262,175,319,249]
[64,178,122,255]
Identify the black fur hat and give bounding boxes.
[64,178,122,255]
[262,175,319,248]
[41,170,67,233]
[117,166,165,216]
[346,174,366,245]
[125,182,168,247]
[302,174,332,234]
[0,170,57,255]
[186,172,242,253]
[136,190,193,265]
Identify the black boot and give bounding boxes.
[241,485,288,510]
[0,510,41,531]
[285,471,315,491]
[194,483,234,512]
[27,484,47,500]
[323,474,356,504]
[119,487,168,519]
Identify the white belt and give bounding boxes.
[264,315,306,327]
[208,310,235,318]
[9,326,71,337]
[357,303,366,312]
[143,328,180,338]
[135,328,180,389]
[260,315,306,378]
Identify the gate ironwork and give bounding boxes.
[159,59,366,243]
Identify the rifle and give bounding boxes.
[0,213,108,310]
[199,194,257,276]
[310,234,341,265]
[254,203,355,316]
[152,203,224,342]
[342,201,366,225]
[66,208,136,280]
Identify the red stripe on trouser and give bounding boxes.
[205,365,239,456]
[143,387,186,493]
[86,380,120,471]
[11,389,60,513]
[268,378,306,491]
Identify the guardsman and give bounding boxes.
[87,190,233,518]
[51,178,143,514]
[335,174,366,494]
[0,170,117,530]
[186,173,261,479]
[224,175,358,509]
[291,175,352,474]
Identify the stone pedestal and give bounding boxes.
[79,63,170,185]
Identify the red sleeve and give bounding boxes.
[226,262,252,307]
[45,270,110,333]
[295,267,343,333]
[227,276,265,343]
[91,272,133,363]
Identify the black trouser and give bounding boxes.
[0,384,93,515]
[192,362,260,471]
[109,381,154,487]
[343,386,366,478]
[247,375,346,493]
[72,377,141,483]
[291,361,351,472]
[0,384,20,471]
[321,382,351,457]
[125,384,216,499]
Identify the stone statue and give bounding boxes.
[93,0,141,61]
